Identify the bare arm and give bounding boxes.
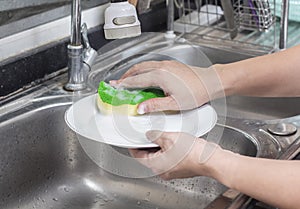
[210,148,300,209]
[111,45,300,114]
[206,45,300,208]
[113,45,300,207]
[217,44,300,97]
[130,132,300,209]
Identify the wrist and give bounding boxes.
[191,140,240,188]
[207,147,240,188]
[191,66,228,103]
[213,63,238,97]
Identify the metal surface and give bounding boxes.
[235,0,275,31]
[220,0,237,39]
[267,123,297,136]
[172,0,277,54]
[0,102,258,209]
[279,0,289,50]
[65,0,97,91]
[167,0,175,32]
[0,0,69,12]
[81,23,98,67]
[1,34,300,209]
[65,44,86,90]
[0,0,106,39]
[71,0,82,46]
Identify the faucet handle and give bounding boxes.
[81,23,98,68]
[81,23,91,49]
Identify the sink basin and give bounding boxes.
[0,104,257,209]
[1,32,299,209]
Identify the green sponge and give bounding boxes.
[98,81,165,106]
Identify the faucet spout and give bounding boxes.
[65,0,97,91]
[71,0,82,46]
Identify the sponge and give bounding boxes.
[97,81,164,115]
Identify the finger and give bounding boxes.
[128,148,165,169]
[137,97,179,114]
[128,148,161,158]
[128,148,149,158]
[128,149,151,167]
[146,130,176,151]
[109,80,120,87]
[146,130,164,141]
[110,61,168,87]
[121,61,163,79]
[113,73,158,89]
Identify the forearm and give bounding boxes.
[206,149,300,209]
[215,44,300,97]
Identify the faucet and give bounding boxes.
[65,0,141,91]
[64,0,97,91]
[279,0,289,50]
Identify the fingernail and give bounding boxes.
[109,80,118,87]
[137,103,146,114]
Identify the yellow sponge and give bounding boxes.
[96,96,139,116]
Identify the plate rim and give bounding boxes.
[64,94,217,148]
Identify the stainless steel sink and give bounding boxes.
[1,32,300,209]
[0,103,257,209]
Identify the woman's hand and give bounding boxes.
[110,60,222,114]
[129,131,300,209]
[129,130,222,180]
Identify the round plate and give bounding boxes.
[65,94,217,148]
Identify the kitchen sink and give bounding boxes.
[1,32,300,209]
[0,103,257,209]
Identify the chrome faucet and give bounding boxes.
[64,0,97,91]
[279,0,289,50]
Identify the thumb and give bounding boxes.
[137,97,178,114]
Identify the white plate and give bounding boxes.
[65,94,217,148]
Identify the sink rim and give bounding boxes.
[1,33,300,209]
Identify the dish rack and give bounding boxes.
[173,0,277,54]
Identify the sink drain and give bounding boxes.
[267,123,297,136]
